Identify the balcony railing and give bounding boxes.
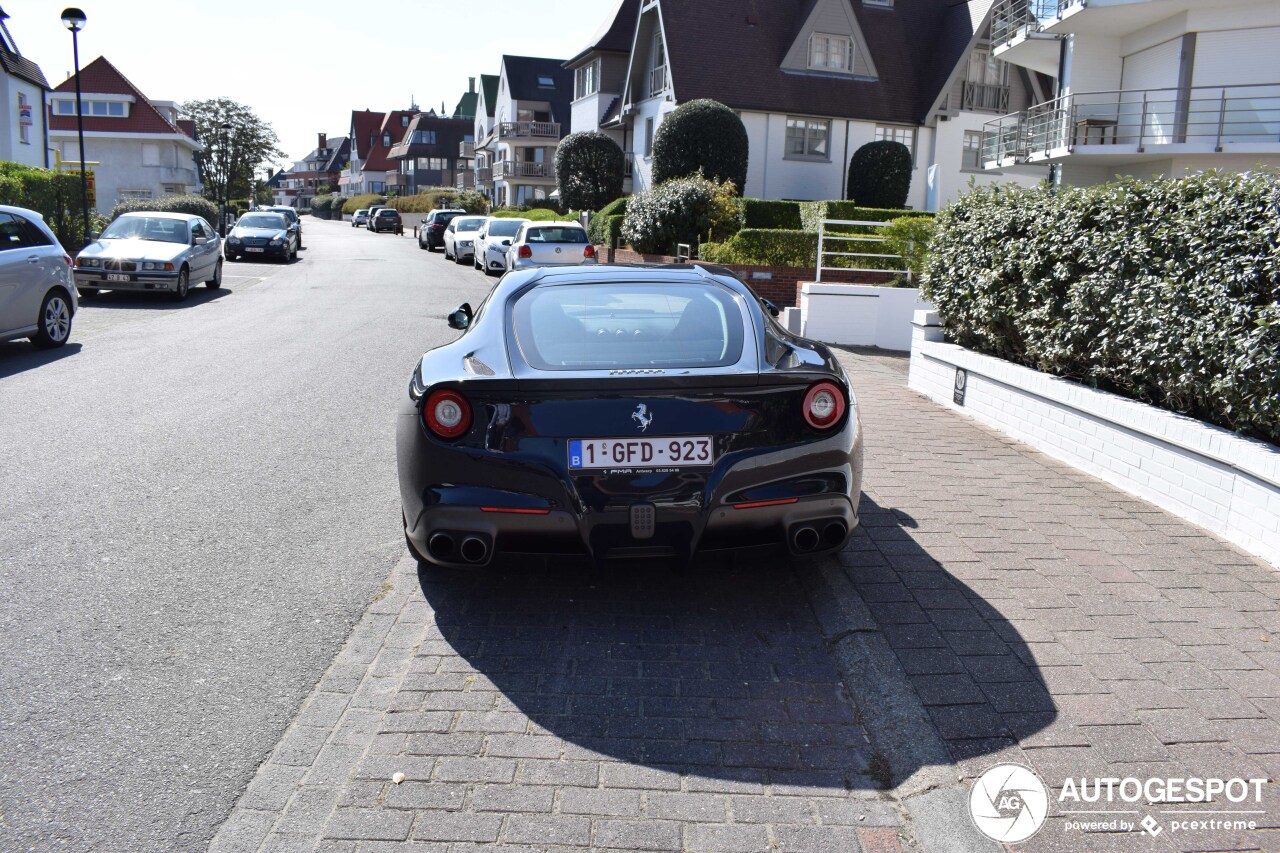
[455,172,475,190]
[493,160,552,180]
[990,0,1073,45]
[383,173,409,187]
[497,121,561,140]
[981,82,1280,166]
[476,166,493,182]
[459,140,474,158]
[963,82,1011,114]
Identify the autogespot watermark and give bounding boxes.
[969,764,1271,843]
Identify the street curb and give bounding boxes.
[799,559,1000,853]
[209,555,428,853]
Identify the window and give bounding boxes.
[575,60,599,99]
[963,132,983,170]
[118,190,153,201]
[142,143,161,166]
[513,283,745,371]
[55,100,74,115]
[968,49,1009,87]
[785,117,831,159]
[417,157,447,170]
[402,115,410,126]
[644,117,655,157]
[648,32,667,96]
[52,99,125,116]
[0,213,35,250]
[538,75,555,88]
[808,33,853,72]
[17,93,30,144]
[412,130,436,144]
[382,132,391,146]
[875,125,917,160]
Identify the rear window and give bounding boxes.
[524,226,587,244]
[512,283,745,371]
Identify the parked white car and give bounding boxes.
[0,204,75,349]
[474,217,528,275]
[442,215,488,265]
[505,221,597,272]
[75,212,223,301]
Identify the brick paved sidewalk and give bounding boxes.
[213,348,1279,853]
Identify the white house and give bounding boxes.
[981,0,1280,185]
[48,56,200,211]
[472,74,500,198]
[571,0,1049,210]
[0,8,50,168]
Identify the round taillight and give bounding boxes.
[803,381,846,430]
[423,389,471,439]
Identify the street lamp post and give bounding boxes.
[60,8,89,242]
[219,122,232,236]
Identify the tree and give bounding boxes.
[554,132,624,212]
[651,99,749,194]
[179,98,284,207]
[846,141,913,208]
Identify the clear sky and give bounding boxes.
[4,0,611,172]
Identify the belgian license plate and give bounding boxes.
[106,273,130,282]
[568,436,714,469]
[246,247,265,253]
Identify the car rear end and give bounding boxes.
[398,271,861,567]
[510,223,596,270]
[424,211,462,248]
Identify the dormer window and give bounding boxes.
[402,116,410,126]
[53,98,128,117]
[808,33,853,73]
[382,132,391,146]
[538,75,555,88]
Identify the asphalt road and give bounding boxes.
[0,219,490,850]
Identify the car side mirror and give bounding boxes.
[447,302,473,330]
[87,231,99,241]
[194,236,209,246]
[501,239,511,246]
[762,299,780,318]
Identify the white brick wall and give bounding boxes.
[907,328,1280,568]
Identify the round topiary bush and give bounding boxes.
[651,99,749,194]
[555,132,625,212]
[846,141,912,209]
[621,174,743,255]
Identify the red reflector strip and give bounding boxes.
[480,506,551,515]
[732,498,799,510]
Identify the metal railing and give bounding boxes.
[459,140,474,158]
[816,219,909,283]
[982,82,1280,165]
[492,160,551,179]
[990,0,1074,45]
[455,172,474,190]
[497,121,560,140]
[963,82,1011,113]
[476,166,492,182]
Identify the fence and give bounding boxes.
[815,219,908,283]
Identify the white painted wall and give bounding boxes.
[930,112,1047,207]
[50,134,198,211]
[0,74,47,167]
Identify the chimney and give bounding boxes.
[318,132,327,151]
[469,77,476,93]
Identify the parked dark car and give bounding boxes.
[418,208,465,251]
[260,205,303,249]
[225,212,299,262]
[397,264,863,570]
[372,208,403,234]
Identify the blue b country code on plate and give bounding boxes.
[568,436,714,470]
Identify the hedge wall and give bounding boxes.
[0,161,95,249]
[699,229,817,267]
[742,199,802,230]
[390,189,487,214]
[491,208,561,221]
[923,171,1280,445]
[109,193,219,225]
[588,197,629,246]
[342,193,386,215]
[798,201,930,232]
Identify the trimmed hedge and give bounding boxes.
[652,99,749,194]
[0,162,96,249]
[109,193,219,225]
[390,189,487,214]
[883,215,936,282]
[699,229,817,267]
[742,199,802,230]
[342,193,386,215]
[923,171,1280,445]
[597,196,628,218]
[622,175,743,255]
[491,208,561,221]
[588,214,624,247]
[847,140,913,208]
[798,201,929,232]
[555,132,625,212]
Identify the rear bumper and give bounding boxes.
[509,257,598,271]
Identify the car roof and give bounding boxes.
[520,220,585,229]
[0,204,47,220]
[117,211,196,221]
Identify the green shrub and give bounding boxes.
[847,141,913,208]
[588,214,624,247]
[490,207,561,221]
[311,195,333,212]
[883,215,936,282]
[342,193,385,215]
[109,193,219,225]
[597,196,628,218]
[555,132,625,212]
[390,189,488,214]
[0,161,95,249]
[741,199,802,230]
[622,174,744,255]
[798,201,929,232]
[652,99,749,194]
[699,229,818,267]
[924,171,1280,444]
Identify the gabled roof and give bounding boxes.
[651,0,983,126]
[50,56,195,140]
[300,136,350,173]
[480,74,499,118]
[920,0,996,118]
[350,109,385,159]
[389,114,472,160]
[566,0,640,66]
[453,91,478,120]
[362,110,415,172]
[500,55,573,127]
[0,45,48,90]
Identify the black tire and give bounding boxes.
[290,243,298,262]
[31,289,72,349]
[171,268,190,302]
[444,245,453,261]
[474,255,482,270]
[455,252,467,266]
[205,259,222,288]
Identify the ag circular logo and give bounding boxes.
[969,763,1050,843]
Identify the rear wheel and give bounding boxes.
[205,259,222,288]
[31,289,72,349]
